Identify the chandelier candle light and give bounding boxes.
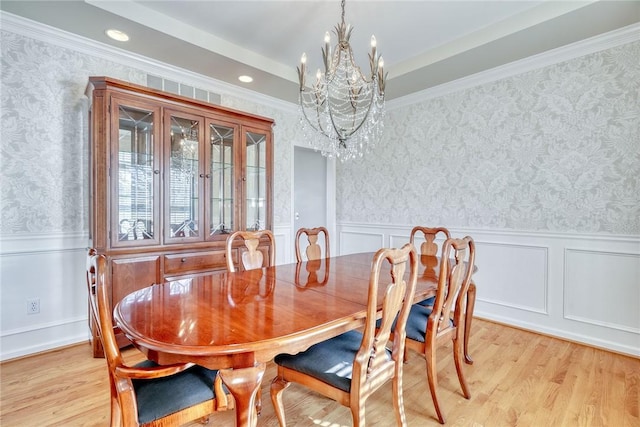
[298,0,387,161]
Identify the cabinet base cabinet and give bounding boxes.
[111,256,162,304]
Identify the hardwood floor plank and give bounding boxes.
[1,319,637,426]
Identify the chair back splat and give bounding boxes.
[409,226,451,309]
[270,243,418,426]
[225,230,276,272]
[409,226,450,257]
[295,226,330,262]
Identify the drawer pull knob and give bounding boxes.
[181,258,187,262]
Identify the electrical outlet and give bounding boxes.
[27,298,40,314]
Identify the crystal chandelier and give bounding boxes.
[297,0,386,161]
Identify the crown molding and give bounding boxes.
[2,11,637,115]
[0,11,297,114]
[388,22,640,111]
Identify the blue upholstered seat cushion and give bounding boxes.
[274,330,390,393]
[416,296,435,307]
[405,304,454,343]
[404,304,432,342]
[132,361,218,424]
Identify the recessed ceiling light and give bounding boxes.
[238,75,253,83]
[105,29,129,42]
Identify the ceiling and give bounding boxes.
[2,1,639,103]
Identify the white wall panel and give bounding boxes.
[475,242,548,314]
[0,243,88,360]
[389,233,412,249]
[564,249,640,333]
[339,231,384,255]
[273,225,293,265]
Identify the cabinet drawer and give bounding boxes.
[164,251,229,275]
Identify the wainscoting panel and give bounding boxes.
[389,233,415,249]
[1,242,89,361]
[475,242,548,314]
[337,223,640,357]
[273,225,293,265]
[564,248,640,333]
[339,231,384,255]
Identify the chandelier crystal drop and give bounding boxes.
[297,0,386,161]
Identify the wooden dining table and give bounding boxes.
[114,252,475,427]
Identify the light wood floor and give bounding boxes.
[1,319,638,426]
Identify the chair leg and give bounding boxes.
[109,381,121,427]
[464,282,476,364]
[425,345,446,424]
[270,375,291,427]
[392,366,408,427]
[214,374,229,411]
[350,398,367,427]
[453,331,471,399]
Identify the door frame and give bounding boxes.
[291,142,336,262]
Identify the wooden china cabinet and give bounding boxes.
[86,77,274,357]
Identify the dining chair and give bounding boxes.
[402,236,476,424]
[270,243,418,427]
[410,226,477,364]
[86,248,232,426]
[294,226,329,262]
[225,229,276,272]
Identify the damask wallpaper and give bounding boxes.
[337,41,640,235]
[0,31,146,234]
[0,29,295,235]
[2,26,638,237]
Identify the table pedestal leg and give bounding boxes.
[219,362,266,427]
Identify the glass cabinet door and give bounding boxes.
[165,110,204,243]
[244,129,268,231]
[112,100,160,247]
[208,121,238,238]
